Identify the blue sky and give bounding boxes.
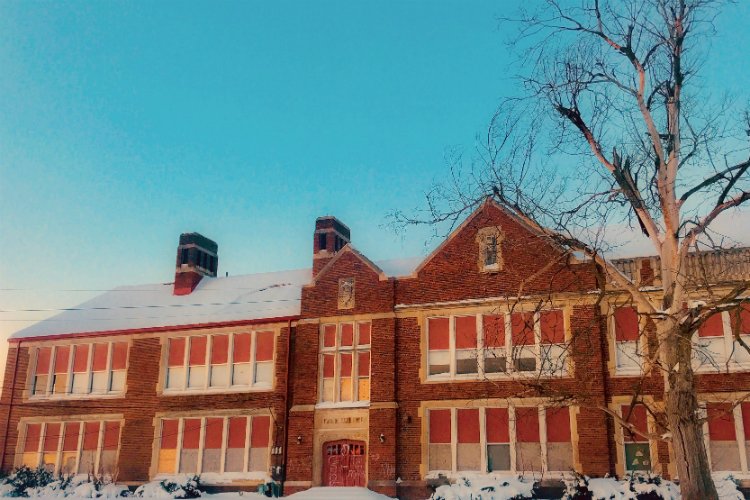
[1,0,749,341]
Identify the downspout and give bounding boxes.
[280,319,293,496]
[0,341,21,471]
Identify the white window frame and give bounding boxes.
[29,342,128,400]
[163,330,276,395]
[700,401,750,476]
[17,418,122,476]
[425,311,568,382]
[318,322,371,405]
[691,301,750,373]
[609,308,646,377]
[155,414,272,477]
[426,405,572,477]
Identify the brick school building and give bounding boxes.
[1,200,749,498]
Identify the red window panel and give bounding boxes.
[54,346,71,374]
[483,315,506,348]
[340,353,352,378]
[204,418,224,449]
[160,420,178,450]
[358,323,371,345]
[73,345,89,373]
[323,325,337,348]
[700,314,725,338]
[24,424,42,453]
[455,316,477,349]
[168,338,186,367]
[111,343,128,370]
[36,348,52,375]
[515,407,540,443]
[428,318,450,351]
[227,417,247,449]
[44,423,61,452]
[256,331,274,362]
[251,416,271,448]
[189,337,207,366]
[614,307,640,342]
[511,313,535,346]
[486,408,510,443]
[732,305,750,335]
[341,324,354,347]
[429,409,451,444]
[541,311,565,344]
[546,408,571,442]
[211,335,229,365]
[621,405,649,443]
[83,422,101,451]
[358,352,370,377]
[323,355,335,378]
[63,422,80,452]
[103,422,120,450]
[742,403,750,439]
[233,333,252,363]
[182,419,202,449]
[707,403,736,441]
[92,344,109,371]
[457,408,480,443]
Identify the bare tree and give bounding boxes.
[390,1,750,498]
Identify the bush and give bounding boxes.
[3,465,54,497]
[562,472,594,500]
[135,475,204,499]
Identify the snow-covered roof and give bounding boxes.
[10,257,424,340]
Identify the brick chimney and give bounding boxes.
[313,216,350,276]
[174,233,218,295]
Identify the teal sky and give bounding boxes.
[1,0,749,342]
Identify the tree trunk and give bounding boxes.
[661,321,719,500]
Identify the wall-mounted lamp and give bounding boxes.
[402,414,412,424]
[379,433,385,444]
[297,436,303,445]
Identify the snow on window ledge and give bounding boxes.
[315,400,370,409]
[160,384,273,397]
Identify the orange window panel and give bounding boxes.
[73,345,89,373]
[614,307,640,341]
[54,347,70,374]
[486,408,509,443]
[204,418,224,449]
[83,422,101,451]
[358,323,371,345]
[233,333,252,363]
[189,337,207,366]
[429,409,451,444]
[455,316,477,349]
[92,344,109,371]
[546,408,571,442]
[24,424,42,453]
[251,416,271,448]
[227,417,247,449]
[483,315,506,348]
[358,352,370,377]
[428,318,450,350]
[160,420,178,450]
[699,313,725,338]
[255,331,274,362]
[103,422,120,450]
[43,423,61,452]
[111,342,128,370]
[511,313,535,346]
[63,422,80,452]
[323,325,337,348]
[211,335,229,365]
[341,324,354,347]
[36,348,52,375]
[457,408,480,443]
[541,311,565,344]
[621,405,649,443]
[515,407,540,443]
[168,339,186,367]
[182,419,202,450]
[707,403,736,441]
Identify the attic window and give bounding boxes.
[476,226,505,272]
[485,235,498,266]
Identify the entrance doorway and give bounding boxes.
[322,440,366,487]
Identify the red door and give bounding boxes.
[322,440,366,487]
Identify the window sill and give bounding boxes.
[315,401,370,409]
[27,392,125,402]
[161,384,273,396]
[154,472,271,485]
[424,372,570,383]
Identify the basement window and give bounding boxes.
[31,342,128,399]
[427,405,573,474]
[156,414,270,477]
[165,331,275,393]
[19,419,121,476]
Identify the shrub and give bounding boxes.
[3,465,54,497]
[562,472,594,500]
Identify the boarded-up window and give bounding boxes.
[358,352,370,401]
[732,305,750,335]
[249,416,270,472]
[700,314,725,338]
[187,337,207,389]
[541,311,565,344]
[358,323,371,346]
[22,424,42,467]
[158,420,179,474]
[457,408,480,471]
[614,307,640,341]
[545,407,574,472]
[323,325,337,348]
[428,409,451,471]
[341,324,354,347]
[428,318,450,376]
[53,347,70,395]
[486,408,510,472]
[515,408,540,442]
[226,417,247,472]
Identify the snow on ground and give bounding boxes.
[429,473,534,500]
[284,487,393,500]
